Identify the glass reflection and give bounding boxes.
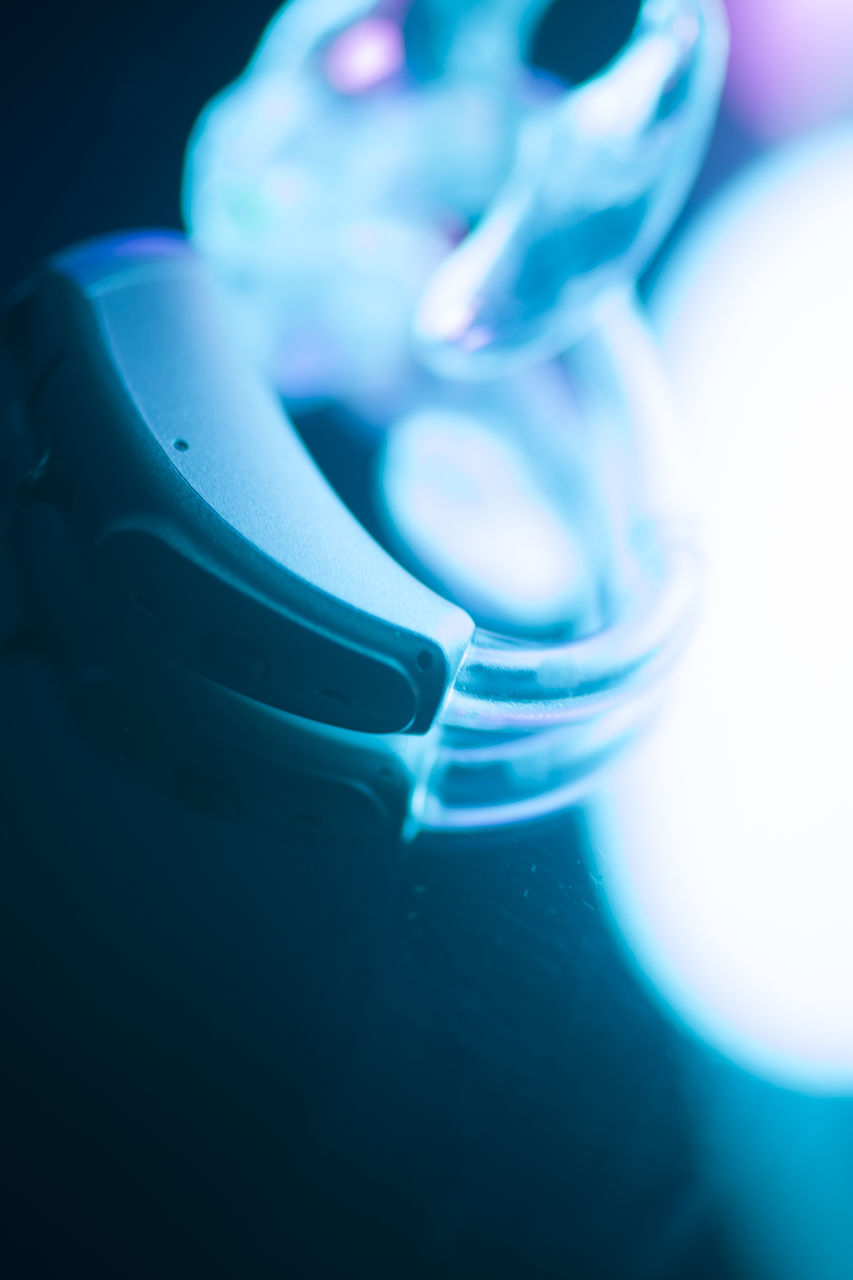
[723,0,853,139]
[183,0,727,397]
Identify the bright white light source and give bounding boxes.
[593,127,853,1093]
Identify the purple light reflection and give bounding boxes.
[324,18,405,95]
[724,0,853,138]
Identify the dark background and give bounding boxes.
[0,4,747,1277]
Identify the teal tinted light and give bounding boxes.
[378,407,600,634]
[183,0,727,398]
[180,0,728,831]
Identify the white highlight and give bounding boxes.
[379,409,596,632]
[593,127,853,1092]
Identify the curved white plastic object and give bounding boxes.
[2,236,701,832]
[0,2,729,833]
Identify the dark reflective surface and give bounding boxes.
[0,600,737,1276]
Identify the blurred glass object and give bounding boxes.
[403,294,704,831]
[590,126,853,1092]
[694,1072,853,1280]
[723,0,853,140]
[179,0,729,832]
[183,0,728,400]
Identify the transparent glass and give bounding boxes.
[413,292,703,832]
[180,0,727,832]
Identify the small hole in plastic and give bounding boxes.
[173,438,189,452]
[417,649,433,671]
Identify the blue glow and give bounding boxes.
[416,0,729,378]
[592,127,853,1093]
[183,0,727,401]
